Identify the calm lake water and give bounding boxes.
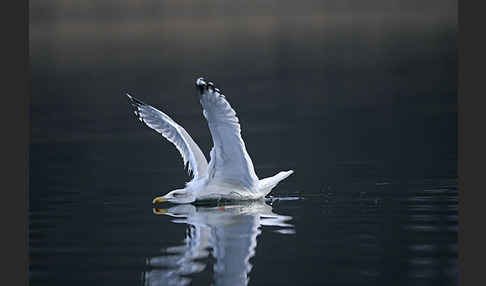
[29,113,457,285]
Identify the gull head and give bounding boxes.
[153,188,195,204]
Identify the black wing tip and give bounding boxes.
[195,77,222,95]
[126,93,145,122]
[126,93,146,107]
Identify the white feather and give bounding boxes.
[127,94,208,179]
[199,87,260,192]
[128,77,294,203]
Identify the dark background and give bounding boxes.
[29,1,457,285]
[30,1,457,166]
[30,0,457,185]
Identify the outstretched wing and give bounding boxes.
[127,94,208,179]
[195,78,259,191]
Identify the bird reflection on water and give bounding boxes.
[144,200,294,286]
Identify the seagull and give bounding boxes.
[127,77,294,204]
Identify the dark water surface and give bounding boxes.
[29,121,457,285]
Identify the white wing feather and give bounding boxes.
[127,94,208,179]
[197,81,260,191]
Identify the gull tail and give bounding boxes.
[259,170,294,196]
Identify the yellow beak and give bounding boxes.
[152,196,168,204]
[153,208,168,215]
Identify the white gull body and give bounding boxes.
[127,77,294,204]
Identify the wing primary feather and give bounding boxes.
[126,93,208,179]
[196,79,260,191]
